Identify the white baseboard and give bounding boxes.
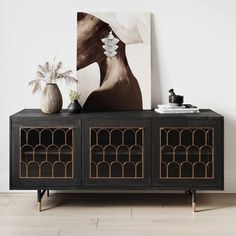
[0,176,9,192]
[223,176,236,193]
[1,176,236,193]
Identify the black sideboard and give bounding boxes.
[10,109,224,212]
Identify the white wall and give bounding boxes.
[1,0,236,192]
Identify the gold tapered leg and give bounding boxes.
[191,190,196,213]
[192,202,196,212]
[47,190,49,197]
[38,202,41,212]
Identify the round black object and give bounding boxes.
[67,100,82,113]
[169,95,184,105]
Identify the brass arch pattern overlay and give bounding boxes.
[160,128,214,179]
[20,128,74,178]
[89,127,144,179]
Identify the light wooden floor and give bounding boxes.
[0,192,236,236]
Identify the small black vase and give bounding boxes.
[67,100,82,113]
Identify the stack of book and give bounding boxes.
[155,104,199,114]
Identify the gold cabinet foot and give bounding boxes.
[192,202,196,212]
[38,202,41,212]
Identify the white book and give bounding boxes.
[155,104,199,114]
[155,108,199,114]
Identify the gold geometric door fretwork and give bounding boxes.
[160,128,214,179]
[20,128,73,178]
[89,128,144,179]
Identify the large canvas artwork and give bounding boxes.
[77,12,151,111]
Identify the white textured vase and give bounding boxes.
[41,83,63,113]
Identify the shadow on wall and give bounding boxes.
[151,13,162,108]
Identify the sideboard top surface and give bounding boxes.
[10,109,223,119]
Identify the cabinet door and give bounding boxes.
[82,119,151,187]
[152,118,224,190]
[10,118,81,189]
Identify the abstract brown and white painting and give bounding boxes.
[77,12,151,111]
